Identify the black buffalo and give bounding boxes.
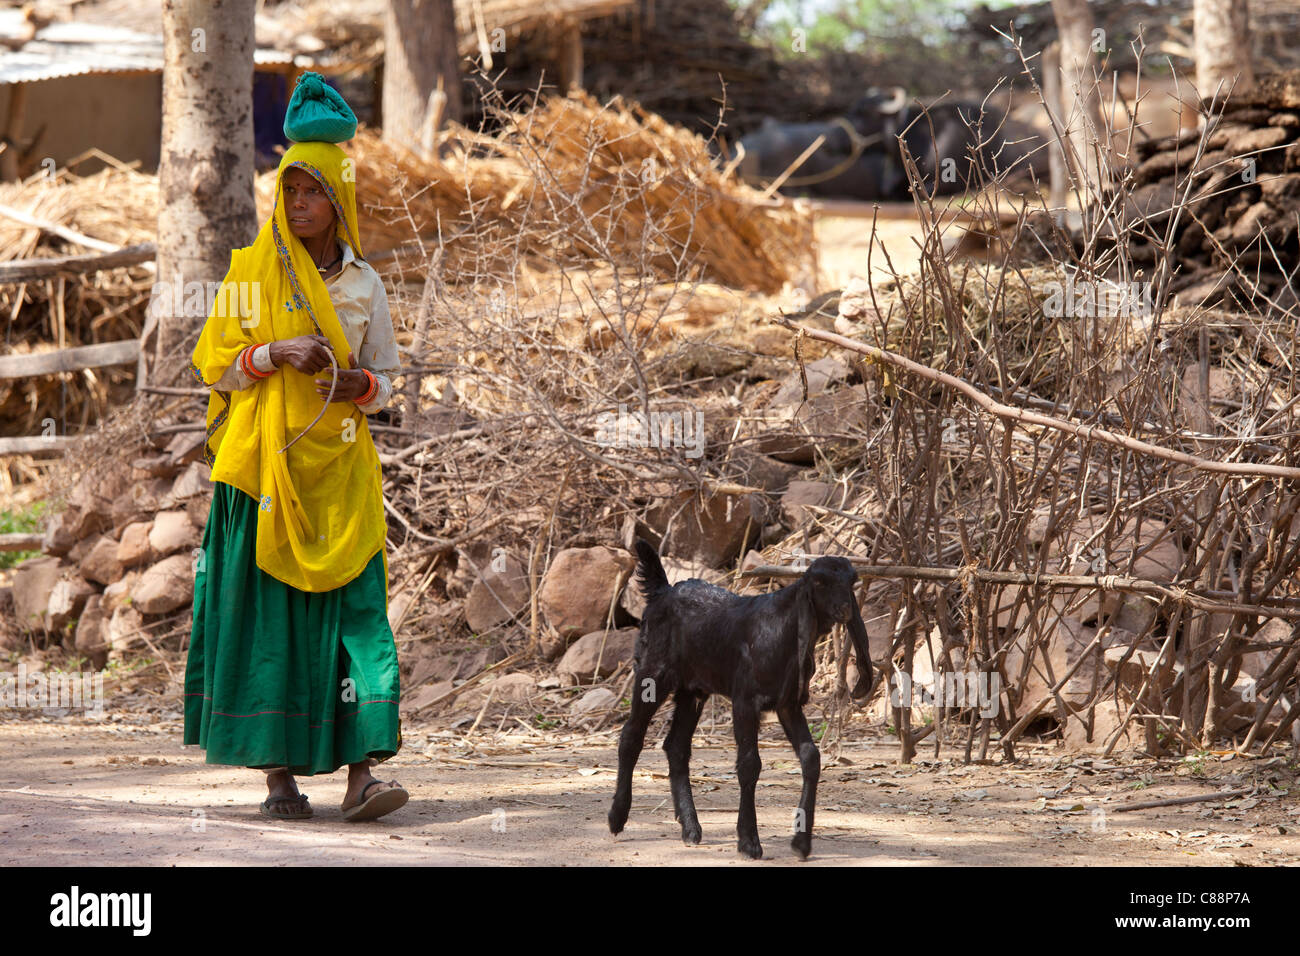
[733,87,1047,201]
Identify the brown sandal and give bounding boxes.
[342,780,408,822]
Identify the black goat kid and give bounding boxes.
[608,540,873,859]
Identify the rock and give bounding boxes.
[58,506,108,542]
[447,540,494,600]
[102,571,141,614]
[729,453,802,493]
[780,480,835,527]
[116,521,153,567]
[170,461,211,499]
[557,627,638,685]
[66,534,96,565]
[569,687,619,717]
[1024,511,1182,624]
[767,356,849,410]
[407,645,503,689]
[835,275,878,326]
[387,589,415,635]
[1007,618,1134,717]
[131,454,178,478]
[405,680,454,713]
[166,431,208,467]
[1241,618,1289,679]
[74,594,109,668]
[464,551,530,633]
[757,385,870,464]
[68,467,127,532]
[646,491,763,568]
[131,555,195,615]
[1065,643,1181,752]
[107,604,144,660]
[539,546,636,650]
[148,511,200,556]
[45,576,98,633]
[111,476,178,531]
[11,556,62,632]
[79,535,124,587]
[483,672,537,703]
[186,493,211,531]
[40,508,79,557]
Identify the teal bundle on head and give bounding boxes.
[283,72,357,143]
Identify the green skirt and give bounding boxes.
[183,481,401,775]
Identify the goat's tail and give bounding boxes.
[634,538,672,603]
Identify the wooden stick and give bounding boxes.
[0,533,43,551]
[741,563,1300,620]
[1112,787,1250,813]
[0,436,75,455]
[0,202,119,253]
[780,319,1300,480]
[761,132,828,201]
[0,242,155,283]
[0,339,139,380]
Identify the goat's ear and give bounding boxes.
[794,578,818,649]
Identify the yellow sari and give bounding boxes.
[189,142,387,595]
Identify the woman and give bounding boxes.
[183,129,407,822]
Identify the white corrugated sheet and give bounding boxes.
[0,13,307,84]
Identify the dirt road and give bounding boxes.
[3,710,1296,867]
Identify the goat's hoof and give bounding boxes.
[608,806,627,835]
[681,824,702,845]
[738,840,763,860]
[791,835,812,860]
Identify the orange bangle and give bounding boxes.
[240,345,273,380]
[356,369,378,405]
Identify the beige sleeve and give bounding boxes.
[354,275,402,416]
[212,344,273,391]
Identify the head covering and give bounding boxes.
[188,142,386,594]
[283,72,358,143]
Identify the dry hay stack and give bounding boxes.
[260,96,812,295]
[510,93,812,292]
[1123,73,1300,313]
[0,158,158,437]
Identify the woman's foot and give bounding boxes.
[261,769,312,819]
[341,762,408,821]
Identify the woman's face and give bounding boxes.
[282,166,336,240]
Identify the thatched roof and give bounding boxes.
[48,0,636,68]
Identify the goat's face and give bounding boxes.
[806,557,873,701]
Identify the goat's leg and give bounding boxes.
[608,671,663,835]
[732,697,763,859]
[778,703,820,860]
[663,691,706,845]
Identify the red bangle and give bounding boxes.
[356,369,378,405]
[240,345,273,380]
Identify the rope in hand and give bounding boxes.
[278,343,338,454]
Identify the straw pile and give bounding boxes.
[0,155,157,438]
[257,94,813,294]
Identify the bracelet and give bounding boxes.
[240,345,274,380]
[356,369,378,406]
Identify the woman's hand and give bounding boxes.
[269,335,335,374]
[314,351,372,404]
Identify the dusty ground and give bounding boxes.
[3,707,1297,867]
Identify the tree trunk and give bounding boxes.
[1042,41,1068,221]
[153,0,258,388]
[383,0,461,157]
[1051,0,1107,200]
[1195,0,1254,102]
